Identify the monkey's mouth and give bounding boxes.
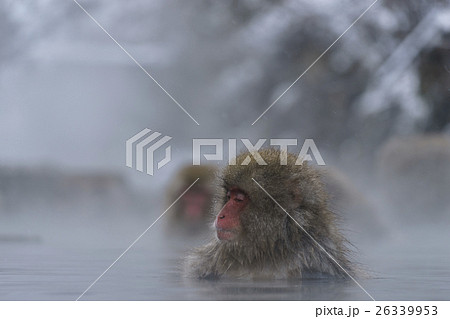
[216,227,238,241]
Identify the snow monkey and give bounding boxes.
[185,148,355,279]
[377,134,450,223]
[166,165,217,234]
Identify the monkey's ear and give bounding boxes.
[289,189,303,210]
[286,175,304,209]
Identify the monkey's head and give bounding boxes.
[169,165,217,223]
[214,148,327,246]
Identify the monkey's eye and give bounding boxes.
[226,191,231,200]
[235,192,246,202]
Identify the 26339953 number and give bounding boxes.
[376,306,438,316]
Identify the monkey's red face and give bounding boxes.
[181,189,209,221]
[215,188,248,241]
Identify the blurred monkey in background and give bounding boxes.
[320,167,388,240]
[166,165,218,235]
[377,134,450,223]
